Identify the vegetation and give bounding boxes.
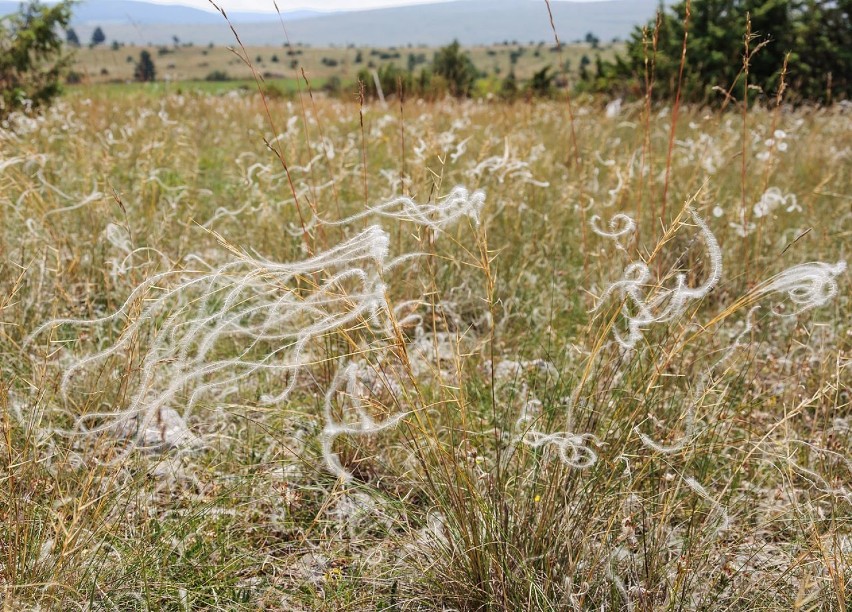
[1,4,849,611]
[65,27,79,48]
[0,0,73,118]
[600,0,852,103]
[2,76,849,610]
[432,39,479,96]
[133,49,156,82]
[204,69,229,82]
[90,25,106,47]
[63,39,619,98]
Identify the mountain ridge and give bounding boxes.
[0,1,322,24]
[2,0,666,47]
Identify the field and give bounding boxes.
[1,74,850,609]
[70,41,618,89]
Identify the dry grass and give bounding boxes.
[70,41,618,86]
[0,84,849,610]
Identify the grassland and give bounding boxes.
[69,41,619,88]
[0,71,850,610]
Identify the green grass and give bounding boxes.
[65,77,317,98]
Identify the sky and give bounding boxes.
[145,0,608,13]
[148,0,457,11]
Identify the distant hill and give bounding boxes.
[0,1,322,24]
[2,0,667,47]
[277,0,667,46]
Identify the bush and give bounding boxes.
[528,65,556,98]
[322,75,342,96]
[205,70,230,82]
[0,1,73,118]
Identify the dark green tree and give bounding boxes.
[134,50,156,82]
[0,1,74,118]
[65,27,80,47]
[788,0,852,102]
[431,40,478,97]
[603,0,851,104]
[585,31,600,49]
[90,25,106,47]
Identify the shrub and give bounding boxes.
[204,70,230,82]
[500,70,518,100]
[322,75,342,96]
[0,0,73,118]
[528,65,556,97]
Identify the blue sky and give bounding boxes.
[148,0,609,12]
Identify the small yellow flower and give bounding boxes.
[534,494,541,503]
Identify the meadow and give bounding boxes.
[69,40,618,90]
[0,74,849,610]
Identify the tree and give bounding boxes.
[65,27,79,47]
[0,1,74,118]
[134,50,156,82]
[603,0,851,104]
[90,26,105,47]
[431,40,478,97]
[584,31,600,49]
[788,0,852,103]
